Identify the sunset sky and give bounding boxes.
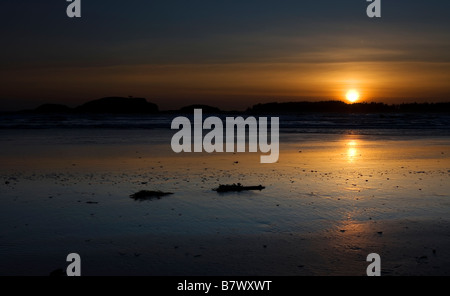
[1,0,450,111]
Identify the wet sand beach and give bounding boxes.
[1,128,450,275]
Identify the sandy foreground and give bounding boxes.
[1,129,449,276]
[2,219,449,276]
[67,219,450,276]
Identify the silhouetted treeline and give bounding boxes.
[177,104,222,114]
[21,97,158,114]
[247,101,450,114]
[12,97,450,115]
[76,97,158,114]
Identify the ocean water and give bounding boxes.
[1,113,450,135]
[0,113,449,275]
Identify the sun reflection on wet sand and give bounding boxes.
[346,140,359,163]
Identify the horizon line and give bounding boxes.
[3,97,450,114]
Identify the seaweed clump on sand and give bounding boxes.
[130,190,174,201]
[213,183,265,193]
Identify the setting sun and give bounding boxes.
[346,90,360,103]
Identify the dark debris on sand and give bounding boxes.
[213,183,265,193]
[130,190,174,201]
